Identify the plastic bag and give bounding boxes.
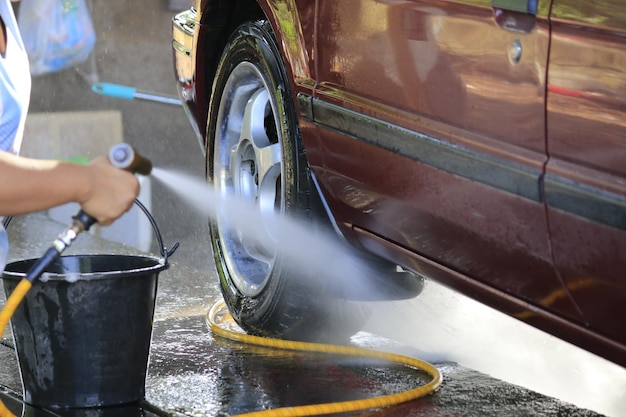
[18,0,96,76]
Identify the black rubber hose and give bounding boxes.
[24,247,60,283]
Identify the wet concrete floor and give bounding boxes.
[0,215,605,417]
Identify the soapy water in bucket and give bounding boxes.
[39,272,81,283]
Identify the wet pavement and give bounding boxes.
[0,0,623,416]
[0,214,605,416]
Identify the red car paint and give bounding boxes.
[172,0,626,367]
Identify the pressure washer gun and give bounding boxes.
[24,144,153,283]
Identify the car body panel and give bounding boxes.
[545,0,626,349]
[172,6,204,148]
[171,0,626,366]
[307,0,581,320]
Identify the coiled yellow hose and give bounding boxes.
[0,278,32,417]
[206,300,442,417]
[1,286,441,417]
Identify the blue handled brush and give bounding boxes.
[92,82,182,106]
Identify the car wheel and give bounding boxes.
[206,21,366,342]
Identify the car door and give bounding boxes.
[303,0,583,321]
[545,0,626,363]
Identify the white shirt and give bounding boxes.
[0,0,32,270]
[0,0,31,155]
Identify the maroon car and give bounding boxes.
[172,0,626,367]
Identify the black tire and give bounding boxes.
[206,21,366,342]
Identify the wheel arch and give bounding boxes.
[195,0,312,151]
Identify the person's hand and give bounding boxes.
[78,156,140,226]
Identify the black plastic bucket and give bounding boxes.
[1,201,176,409]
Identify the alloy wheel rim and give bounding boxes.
[213,62,283,297]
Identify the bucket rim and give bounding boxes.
[4,199,178,268]
[1,254,167,281]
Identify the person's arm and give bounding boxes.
[0,151,139,225]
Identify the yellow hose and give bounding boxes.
[206,300,442,417]
[1,284,441,417]
[0,278,32,417]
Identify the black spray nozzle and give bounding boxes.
[72,210,98,233]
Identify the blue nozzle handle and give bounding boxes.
[92,82,137,100]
